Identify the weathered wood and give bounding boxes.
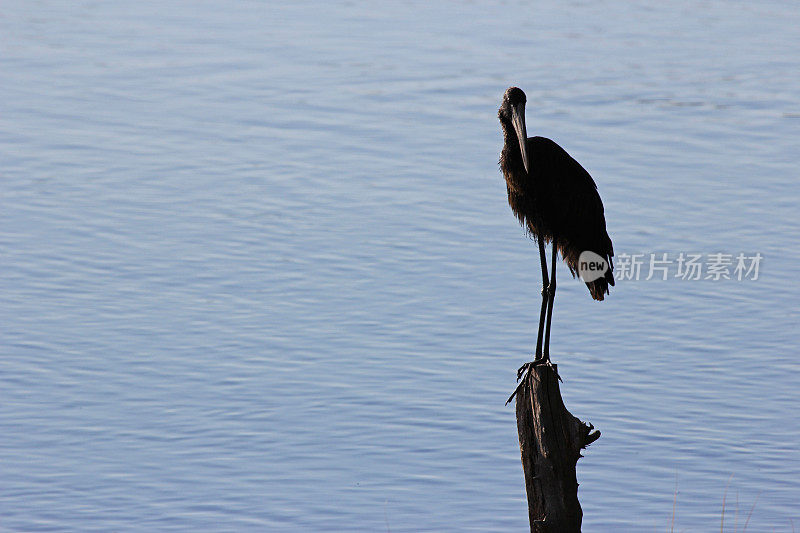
[514,364,600,533]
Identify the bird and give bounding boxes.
[498,87,614,391]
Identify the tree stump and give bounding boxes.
[514,364,600,533]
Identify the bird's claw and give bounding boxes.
[506,358,562,405]
[516,362,530,381]
[515,358,552,382]
[506,379,526,405]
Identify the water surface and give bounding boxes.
[2,1,799,531]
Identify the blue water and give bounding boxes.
[2,1,798,531]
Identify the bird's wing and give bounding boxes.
[530,136,614,267]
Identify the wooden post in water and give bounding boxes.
[513,364,600,533]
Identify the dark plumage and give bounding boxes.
[498,86,614,374]
[499,87,614,300]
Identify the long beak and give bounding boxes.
[511,102,530,174]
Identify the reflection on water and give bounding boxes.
[1,1,798,531]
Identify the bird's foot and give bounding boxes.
[506,379,528,405]
[506,357,561,406]
[515,357,552,381]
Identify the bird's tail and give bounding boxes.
[586,266,615,301]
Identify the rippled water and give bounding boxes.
[2,1,798,531]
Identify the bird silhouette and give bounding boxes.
[498,87,614,393]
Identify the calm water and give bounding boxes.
[2,1,799,531]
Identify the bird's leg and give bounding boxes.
[534,238,549,359]
[512,240,564,405]
[517,238,550,381]
[542,241,558,362]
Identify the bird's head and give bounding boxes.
[498,87,530,173]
